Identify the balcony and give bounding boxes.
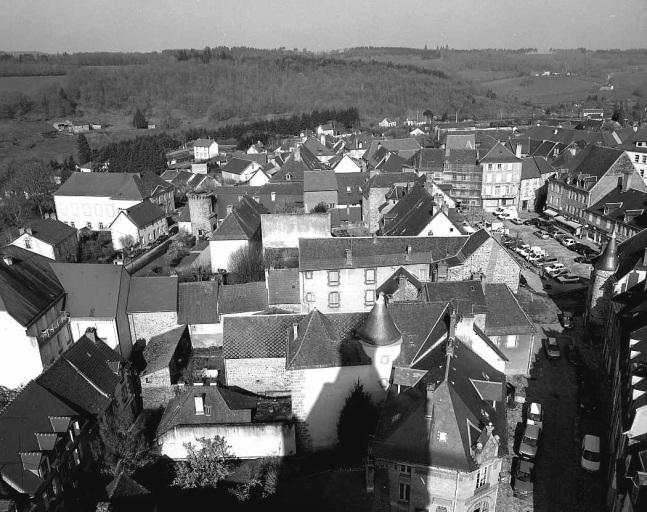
[38,312,70,345]
[473,482,491,496]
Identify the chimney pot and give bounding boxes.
[2,255,13,266]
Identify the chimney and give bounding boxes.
[424,383,435,419]
[85,327,97,342]
[398,274,407,292]
[25,227,32,235]
[515,143,522,158]
[405,245,412,262]
[18,228,25,235]
[643,246,647,266]
[2,255,13,266]
[194,394,205,415]
[345,248,353,265]
[320,134,326,146]
[442,203,449,215]
[293,323,298,340]
[372,232,378,244]
[622,172,633,192]
[432,202,439,216]
[553,129,558,135]
[449,309,458,339]
[293,147,301,161]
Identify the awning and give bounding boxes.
[544,209,559,217]
[554,215,582,229]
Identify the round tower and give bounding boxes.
[586,230,618,330]
[357,293,402,389]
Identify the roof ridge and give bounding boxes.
[63,357,113,400]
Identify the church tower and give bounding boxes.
[357,293,402,389]
[586,230,618,330]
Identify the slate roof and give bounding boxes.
[54,172,168,200]
[376,267,423,296]
[0,246,65,327]
[336,173,368,206]
[445,133,476,150]
[222,158,254,176]
[303,171,338,192]
[587,188,647,232]
[142,326,188,375]
[117,201,166,229]
[177,205,191,222]
[209,196,268,241]
[50,263,129,318]
[270,154,311,182]
[223,314,302,359]
[483,283,536,336]
[267,268,300,305]
[194,138,216,148]
[298,235,470,271]
[19,218,77,246]
[177,281,219,325]
[302,137,335,157]
[616,229,647,279]
[372,340,507,470]
[231,152,269,166]
[363,139,422,163]
[287,310,370,370]
[0,382,79,496]
[479,142,521,164]
[408,148,445,172]
[105,473,150,499]
[565,144,626,178]
[126,277,178,313]
[362,173,426,199]
[524,126,604,146]
[381,183,437,236]
[521,156,558,181]
[219,281,269,314]
[421,280,487,318]
[36,332,125,414]
[213,186,262,219]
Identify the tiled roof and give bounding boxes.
[36,332,125,414]
[617,228,647,279]
[232,152,269,165]
[479,142,521,164]
[298,235,469,271]
[587,188,647,232]
[177,205,191,222]
[270,155,310,182]
[375,267,423,296]
[267,268,300,305]
[373,339,507,470]
[0,246,65,327]
[142,325,188,375]
[408,148,445,171]
[421,280,487,317]
[222,158,254,176]
[126,276,178,313]
[364,139,422,163]
[335,173,368,206]
[219,281,269,314]
[287,310,370,370]
[20,218,77,246]
[209,196,268,241]
[303,171,338,192]
[0,382,79,496]
[177,281,219,325]
[302,137,335,157]
[223,314,303,359]
[362,173,425,199]
[521,156,557,181]
[445,133,476,150]
[483,283,536,335]
[213,186,262,219]
[193,138,216,148]
[446,149,478,165]
[381,183,437,236]
[50,263,129,318]
[119,201,166,229]
[565,144,626,178]
[54,172,169,200]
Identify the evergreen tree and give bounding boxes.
[337,380,378,462]
[133,107,147,129]
[77,134,91,164]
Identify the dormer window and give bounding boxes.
[437,431,448,442]
[285,173,292,181]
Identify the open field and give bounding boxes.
[482,75,605,105]
[0,75,69,94]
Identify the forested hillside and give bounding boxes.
[0,48,529,123]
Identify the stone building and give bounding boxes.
[362,173,426,233]
[126,277,179,344]
[187,192,218,239]
[585,231,618,330]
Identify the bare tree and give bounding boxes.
[227,245,265,283]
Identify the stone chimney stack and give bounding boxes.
[293,323,298,340]
[85,327,97,342]
[622,171,633,192]
[293,146,301,161]
[516,144,522,158]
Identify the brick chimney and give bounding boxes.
[516,144,522,158]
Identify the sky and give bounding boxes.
[0,0,645,54]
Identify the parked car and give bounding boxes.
[572,243,589,255]
[546,267,568,278]
[169,225,179,235]
[514,459,535,497]
[553,233,568,242]
[578,388,598,415]
[543,337,561,360]
[511,218,524,225]
[537,257,559,267]
[544,263,565,273]
[515,244,531,255]
[561,311,574,329]
[519,423,541,460]
[534,230,550,239]
[524,218,541,226]
[157,234,170,243]
[556,273,581,284]
[565,342,584,367]
[561,238,577,248]
[581,435,601,472]
[574,255,595,264]
[526,402,544,429]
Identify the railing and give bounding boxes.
[38,312,70,344]
[474,482,491,496]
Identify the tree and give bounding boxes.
[119,235,136,255]
[133,107,147,129]
[227,245,265,283]
[77,134,92,164]
[337,380,378,462]
[92,407,158,478]
[310,201,328,213]
[173,436,233,489]
[423,109,434,120]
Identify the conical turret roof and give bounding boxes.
[596,230,618,272]
[357,293,401,346]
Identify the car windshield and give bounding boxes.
[583,450,600,462]
[529,411,541,421]
[517,470,532,482]
[522,435,537,447]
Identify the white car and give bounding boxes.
[561,238,576,248]
[544,263,565,274]
[547,267,569,278]
[581,435,601,472]
[527,402,544,430]
[511,218,524,225]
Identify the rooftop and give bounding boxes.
[177,281,219,325]
[18,218,77,246]
[126,276,178,313]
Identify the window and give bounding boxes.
[98,222,104,230]
[487,164,492,171]
[436,507,448,512]
[399,464,412,474]
[327,270,339,286]
[306,292,315,302]
[505,335,517,348]
[94,205,102,216]
[399,482,410,502]
[419,268,429,281]
[148,233,153,241]
[495,173,501,183]
[497,163,502,170]
[365,269,376,285]
[476,466,488,489]
[328,292,340,308]
[365,290,375,306]
[636,155,640,163]
[83,204,91,216]
[347,186,352,193]
[643,156,647,164]
[305,271,313,279]
[145,377,152,383]
[494,186,501,195]
[24,238,31,249]
[485,174,492,182]
[86,222,92,229]
[271,192,276,202]
[285,173,292,181]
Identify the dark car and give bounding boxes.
[524,218,541,226]
[577,387,598,414]
[157,234,170,243]
[169,225,179,235]
[574,255,595,264]
[514,459,535,498]
[542,337,561,360]
[561,311,574,329]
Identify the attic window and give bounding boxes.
[437,431,448,442]
[285,173,292,181]
[481,408,490,420]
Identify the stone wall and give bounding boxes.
[224,358,289,394]
[128,311,179,345]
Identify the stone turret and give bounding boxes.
[358,293,402,388]
[586,230,619,329]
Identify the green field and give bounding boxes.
[482,75,604,105]
[0,75,69,95]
